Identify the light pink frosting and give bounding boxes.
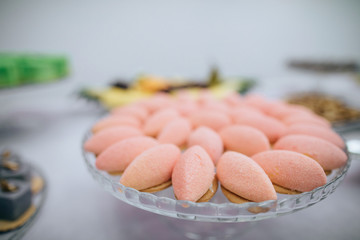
[217,151,277,202]
[143,108,180,136]
[233,114,286,143]
[252,150,327,192]
[92,115,141,133]
[273,134,347,170]
[187,126,223,164]
[172,146,215,202]
[268,103,314,120]
[96,136,159,172]
[282,114,331,128]
[139,94,174,113]
[157,118,192,146]
[284,123,345,148]
[84,126,143,154]
[189,110,231,131]
[111,105,149,122]
[120,144,181,190]
[219,125,270,156]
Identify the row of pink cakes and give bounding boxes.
[84,91,348,203]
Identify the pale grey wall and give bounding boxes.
[1,0,359,84]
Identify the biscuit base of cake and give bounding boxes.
[197,177,218,202]
[273,184,301,195]
[220,185,250,204]
[108,171,123,176]
[141,180,172,193]
[220,185,271,213]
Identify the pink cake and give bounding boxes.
[284,123,345,149]
[172,146,215,202]
[84,126,143,155]
[219,125,270,156]
[252,150,327,192]
[143,108,180,136]
[157,117,192,146]
[282,114,331,128]
[92,115,141,133]
[120,144,181,191]
[233,114,286,143]
[187,126,223,164]
[95,136,159,172]
[111,105,149,122]
[217,151,277,202]
[273,134,347,170]
[189,110,231,131]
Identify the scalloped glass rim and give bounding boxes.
[82,131,351,222]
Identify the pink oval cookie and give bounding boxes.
[217,151,277,202]
[96,136,159,172]
[111,105,149,122]
[143,108,180,136]
[219,125,270,156]
[140,94,174,113]
[157,118,192,146]
[233,114,287,143]
[229,106,264,121]
[187,126,224,164]
[223,92,243,107]
[189,110,231,131]
[84,126,143,155]
[120,144,181,190]
[92,115,141,133]
[268,104,314,120]
[273,135,347,170]
[172,146,215,202]
[284,123,345,149]
[282,114,331,128]
[252,150,327,192]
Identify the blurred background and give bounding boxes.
[0,0,360,240]
[1,0,360,81]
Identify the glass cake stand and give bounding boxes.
[82,131,352,238]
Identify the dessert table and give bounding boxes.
[0,79,359,240]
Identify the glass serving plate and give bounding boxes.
[82,131,351,223]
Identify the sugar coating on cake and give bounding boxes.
[201,101,231,115]
[143,108,180,136]
[217,151,277,202]
[111,105,149,122]
[139,94,174,113]
[172,146,215,202]
[92,115,141,133]
[219,125,270,156]
[267,103,314,120]
[273,134,347,170]
[157,117,192,146]
[284,123,345,149]
[96,136,159,172]
[187,126,223,164]
[233,114,286,143]
[84,126,143,155]
[282,114,331,128]
[189,110,231,131]
[229,107,264,121]
[252,150,327,192]
[120,144,181,190]
[174,101,199,116]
